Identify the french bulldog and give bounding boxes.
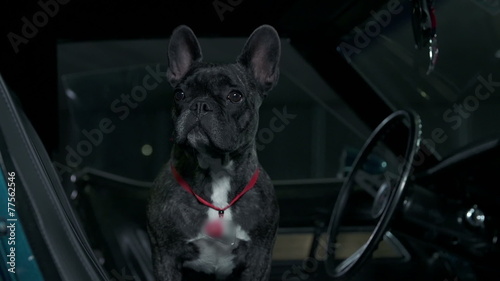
[147,24,281,281]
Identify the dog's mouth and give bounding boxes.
[186,123,211,148]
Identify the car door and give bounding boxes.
[0,75,111,281]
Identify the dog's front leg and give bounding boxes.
[148,225,182,281]
[152,248,183,281]
[153,257,182,281]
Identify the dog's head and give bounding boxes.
[166,25,280,155]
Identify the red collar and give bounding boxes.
[171,165,260,218]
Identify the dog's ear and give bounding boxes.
[167,25,203,86]
[237,25,281,93]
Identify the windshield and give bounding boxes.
[57,39,371,182]
[346,0,500,160]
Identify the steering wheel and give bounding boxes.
[325,110,422,279]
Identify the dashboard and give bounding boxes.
[399,137,500,267]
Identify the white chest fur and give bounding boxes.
[183,238,236,279]
[183,175,251,278]
[210,175,232,219]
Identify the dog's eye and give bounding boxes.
[174,90,185,101]
[227,91,243,103]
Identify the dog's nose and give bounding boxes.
[190,101,213,117]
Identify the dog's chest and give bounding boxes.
[182,175,251,278]
[183,238,236,279]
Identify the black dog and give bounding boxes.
[147,24,281,281]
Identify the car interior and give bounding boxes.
[1,0,500,281]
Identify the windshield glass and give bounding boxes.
[346,0,500,160]
[57,39,371,182]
